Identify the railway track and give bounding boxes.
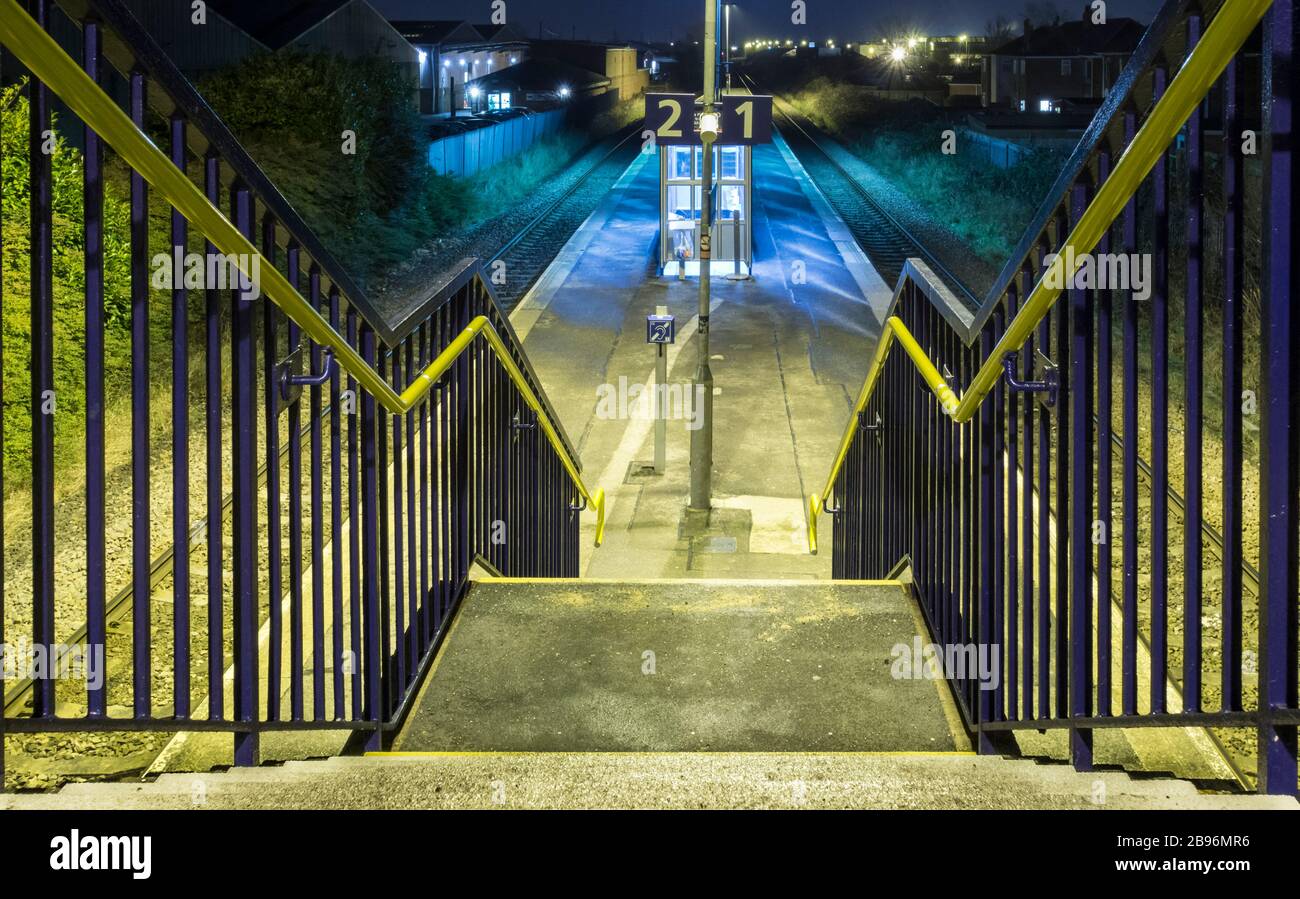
[741,74,980,307]
[4,122,648,731]
[488,123,645,310]
[2,413,327,720]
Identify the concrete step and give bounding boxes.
[4,752,1294,810]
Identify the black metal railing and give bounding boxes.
[822,0,1298,794]
[1,0,590,784]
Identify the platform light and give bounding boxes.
[510,56,518,63]
[698,110,721,142]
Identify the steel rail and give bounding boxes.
[0,0,604,544]
[751,75,980,308]
[1,409,330,718]
[487,122,643,263]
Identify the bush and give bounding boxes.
[199,52,472,288]
[786,79,1068,262]
[2,81,137,488]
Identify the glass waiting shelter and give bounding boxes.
[659,142,752,276]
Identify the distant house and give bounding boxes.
[120,0,418,78]
[393,20,530,114]
[526,41,650,102]
[467,57,612,111]
[982,11,1146,110]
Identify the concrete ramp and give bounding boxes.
[395,578,962,752]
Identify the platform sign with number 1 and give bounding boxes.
[645,93,773,146]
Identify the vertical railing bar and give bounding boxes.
[1150,64,1171,716]
[405,340,419,674]
[1120,109,1140,718]
[82,17,107,719]
[991,307,1006,721]
[262,224,284,723]
[359,324,382,742]
[1006,281,1021,722]
[128,69,150,719]
[377,348,392,710]
[978,325,996,739]
[347,307,363,719]
[1220,57,1244,712]
[1053,212,1072,724]
[169,113,191,719]
[390,350,407,695]
[1068,180,1093,769]
[418,324,431,652]
[29,0,56,720]
[1183,13,1206,714]
[287,271,305,721]
[1020,259,1036,721]
[309,273,326,720]
[203,152,224,720]
[1037,238,1052,719]
[329,287,345,720]
[230,183,259,765]
[1096,148,1114,720]
[1257,0,1299,795]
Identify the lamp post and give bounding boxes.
[724,3,732,90]
[689,0,720,513]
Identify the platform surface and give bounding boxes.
[394,579,961,753]
[510,136,894,579]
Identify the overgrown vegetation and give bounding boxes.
[783,77,1069,261]
[199,53,640,290]
[1,82,151,495]
[199,52,472,289]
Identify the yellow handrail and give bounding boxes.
[808,0,1272,554]
[0,0,606,546]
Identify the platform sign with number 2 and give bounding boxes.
[645,93,772,146]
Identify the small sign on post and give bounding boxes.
[647,310,675,472]
[646,313,676,344]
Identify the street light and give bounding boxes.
[891,45,907,62]
[558,85,571,99]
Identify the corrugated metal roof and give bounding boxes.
[207,0,354,50]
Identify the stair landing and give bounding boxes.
[395,578,963,753]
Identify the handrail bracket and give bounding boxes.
[1002,350,1058,409]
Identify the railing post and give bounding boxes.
[360,324,383,751]
[1258,0,1299,796]
[976,327,1003,755]
[83,16,107,722]
[129,68,151,720]
[230,183,260,766]
[29,0,56,721]
[1067,180,1093,771]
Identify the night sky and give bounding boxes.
[369,0,1166,44]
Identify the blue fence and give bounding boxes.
[428,109,566,177]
